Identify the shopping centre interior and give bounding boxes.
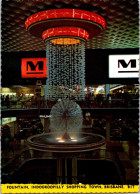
[1,0,139,184]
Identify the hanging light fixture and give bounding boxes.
[25,9,105,101]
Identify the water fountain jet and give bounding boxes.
[27,100,105,152]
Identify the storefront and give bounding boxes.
[1,117,18,138]
[1,85,44,98]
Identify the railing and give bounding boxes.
[2,149,53,172]
[1,99,139,110]
[2,148,125,184]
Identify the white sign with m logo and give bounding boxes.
[109,55,139,78]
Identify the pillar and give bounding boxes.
[43,118,50,133]
[14,120,18,136]
[44,85,47,99]
[105,84,110,96]
[106,117,111,142]
[57,158,62,184]
[72,157,77,184]
[65,159,67,184]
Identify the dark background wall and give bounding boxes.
[2,48,138,87]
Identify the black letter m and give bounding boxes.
[118,60,136,68]
[27,61,43,71]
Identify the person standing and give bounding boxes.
[9,138,15,155]
[4,136,10,151]
[5,95,10,108]
[85,111,91,126]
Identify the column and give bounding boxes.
[14,120,18,136]
[65,159,67,184]
[72,157,77,184]
[43,118,50,133]
[106,117,111,142]
[44,85,47,99]
[105,84,110,96]
[57,158,62,184]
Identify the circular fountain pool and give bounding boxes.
[27,132,105,152]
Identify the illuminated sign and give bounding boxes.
[21,58,47,78]
[109,55,139,78]
[2,117,16,125]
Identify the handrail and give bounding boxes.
[1,99,139,110]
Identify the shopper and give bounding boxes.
[4,137,10,151]
[1,95,5,106]
[9,138,15,154]
[14,132,21,144]
[42,95,46,108]
[5,95,10,108]
[85,111,91,126]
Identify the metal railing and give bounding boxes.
[1,99,139,110]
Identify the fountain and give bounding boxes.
[27,99,105,152]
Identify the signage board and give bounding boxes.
[2,117,16,125]
[21,58,47,78]
[109,55,139,78]
[39,115,52,118]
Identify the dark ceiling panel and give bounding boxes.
[1,0,139,52]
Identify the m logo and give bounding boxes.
[118,60,138,73]
[109,55,139,78]
[21,58,47,78]
[27,61,44,71]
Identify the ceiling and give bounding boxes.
[2,0,139,52]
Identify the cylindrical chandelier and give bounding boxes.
[25,9,105,101]
[43,27,87,100]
